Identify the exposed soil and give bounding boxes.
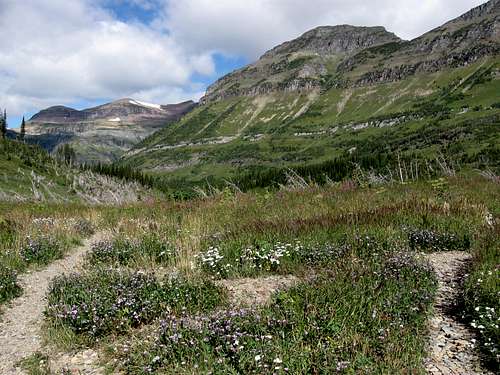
[424,251,493,375]
[0,233,106,374]
[218,275,299,306]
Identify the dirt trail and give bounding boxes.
[219,275,298,306]
[424,251,493,375]
[0,232,105,374]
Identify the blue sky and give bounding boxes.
[1,0,486,128]
[8,53,248,128]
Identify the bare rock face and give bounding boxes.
[262,25,401,58]
[201,0,500,104]
[26,99,196,163]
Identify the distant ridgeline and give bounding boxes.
[116,0,500,192]
[11,1,500,195]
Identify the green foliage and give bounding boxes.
[20,235,64,266]
[55,143,76,165]
[17,352,51,375]
[118,252,437,374]
[407,228,471,252]
[45,270,226,339]
[87,235,176,267]
[0,264,21,303]
[463,227,500,371]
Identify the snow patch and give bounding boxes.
[108,117,121,122]
[129,99,162,110]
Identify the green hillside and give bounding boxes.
[0,139,152,203]
[123,58,500,186]
[122,1,500,189]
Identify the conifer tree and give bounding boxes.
[0,109,6,139]
[19,116,26,141]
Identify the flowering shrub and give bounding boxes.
[240,242,295,272]
[197,241,351,278]
[195,246,231,278]
[294,242,350,265]
[407,229,470,251]
[0,265,21,303]
[20,235,63,265]
[87,235,176,266]
[45,270,224,338]
[464,265,500,367]
[117,253,437,374]
[72,218,95,236]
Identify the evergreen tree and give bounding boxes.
[0,109,6,139]
[19,116,26,142]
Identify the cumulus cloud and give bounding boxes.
[0,0,212,116]
[0,0,488,118]
[161,0,487,59]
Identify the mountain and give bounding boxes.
[122,0,499,186]
[26,99,196,163]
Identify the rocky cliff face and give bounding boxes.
[26,99,196,163]
[201,0,499,103]
[201,26,401,103]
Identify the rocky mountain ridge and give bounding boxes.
[201,0,499,103]
[122,1,499,185]
[26,99,196,163]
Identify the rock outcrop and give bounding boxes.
[201,0,500,103]
[26,99,196,162]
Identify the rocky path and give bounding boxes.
[0,232,105,375]
[424,251,492,375]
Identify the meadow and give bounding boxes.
[1,171,498,374]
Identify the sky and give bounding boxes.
[0,0,487,128]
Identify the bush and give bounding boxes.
[87,235,176,266]
[45,270,225,338]
[20,235,64,265]
[0,265,22,303]
[463,229,499,370]
[407,229,470,252]
[118,254,437,374]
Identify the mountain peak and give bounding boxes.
[262,24,401,59]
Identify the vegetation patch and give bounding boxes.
[0,264,21,304]
[20,235,65,266]
[407,228,471,252]
[463,227,500,371]
[87,235,176,267]
[114,252,437,374]
[45,270,226,339]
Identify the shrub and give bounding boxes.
[87,235,176,266]
[407,229,470,252]
[20,235,64,265]
[0,265,22,303]
[45,270,225,338]
[197,240,351,278]
[463,229,499,369]
[118,253,437,374]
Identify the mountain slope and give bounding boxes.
[0,139,152,203]
[26,99,196,163]
[122,1,500,185]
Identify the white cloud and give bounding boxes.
[0,0,212,116]
[0,0,488,118]
[161,0,487,59]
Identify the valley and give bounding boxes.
[0,1,498,374]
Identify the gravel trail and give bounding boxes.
[0,232,104,374]
[424,251,493,375]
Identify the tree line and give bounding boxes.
[0,108,26,141]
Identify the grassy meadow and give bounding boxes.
[1,171,498,373]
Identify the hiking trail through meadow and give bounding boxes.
[424,251,493,375]
[0,232,105,374]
